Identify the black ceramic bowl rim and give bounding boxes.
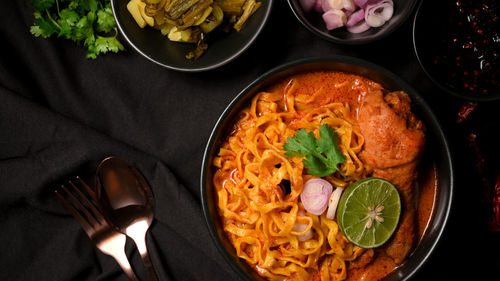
[287,0,419,45]
[412,0,500,102]
[110,0,273,72]
[201,56,454,281]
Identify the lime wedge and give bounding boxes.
[336,178,401,249]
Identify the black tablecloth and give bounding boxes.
[1,1,499,280]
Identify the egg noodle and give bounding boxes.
[213,78,373,280]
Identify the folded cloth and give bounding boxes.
[0,0,250,279]
[0,87,242,281]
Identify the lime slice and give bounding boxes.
[336,177,401,249]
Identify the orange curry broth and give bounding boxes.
[267,71,382,121]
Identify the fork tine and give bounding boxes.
[63,182,100,227]
[77,176,98,202]
[73,177,106,224]
[55,189,93,236]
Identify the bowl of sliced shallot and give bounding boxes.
[287,0,418,44]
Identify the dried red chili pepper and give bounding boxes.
[457,101,478,123]
[468,134,484,170]
[488,174,500,232]
[467,133,500,232]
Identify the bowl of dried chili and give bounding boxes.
[413,0,500,101]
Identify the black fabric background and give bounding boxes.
[1,0,500,280]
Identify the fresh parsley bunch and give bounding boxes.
[30,0,125,59]
[284,124,346,177]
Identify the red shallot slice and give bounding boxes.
[347,20,370,33]
[299,0,319,12]
[326,187,343,219]
[353,0,368,7]
[346,8,365,27]
[300,178,333,215]
[293,209,314,241]
[322,0,344,12]
[365,0,394,27]
[292,223,314,241]
[322,9,347,30]
[314,0,324,12]
[343,0,356,11]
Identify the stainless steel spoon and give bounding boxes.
[95,157,159,281]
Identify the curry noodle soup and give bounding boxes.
[211,71,437,281]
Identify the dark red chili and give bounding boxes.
[467,133,491,201]
[467,133,500,232]
[432,0,500,97]
[488,174,500,232]
[457,101,478,123]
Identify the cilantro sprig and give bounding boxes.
[30,0,125,59]
[284,124,346,177]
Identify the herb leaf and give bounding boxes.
[31,0,55,12]
[80,0,99,12]
[284,124,346,177]
[96,7,116,33]
[31,18,58,38]
[30,0,124,59]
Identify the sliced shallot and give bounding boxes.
[326,187,344,219]
[322,0,344,12]
[343,0,356,11]
[365,0,394,27]
[353,0,368,7]
[343,9,353,18]
[299,0,394,33]
[299,0,318,12]
[293,209,313,241]
[314,0,324,12]
[347,20,370,33]
[292,223,314,241]
[346,8,365,27]
[300,178,333,215]
[322,9,347,30]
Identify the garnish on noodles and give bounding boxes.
[284,124,346,177]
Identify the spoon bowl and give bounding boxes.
[96,156,158,281]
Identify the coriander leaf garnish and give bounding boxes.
[30,0,125,59]
[284,124,346,177]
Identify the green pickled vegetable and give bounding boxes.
[200,4,223,33]
[165,0,200,19]
[233,0,260,31]
[178,0,213,29]
[186,42,208,59]
[126,0,261,59]
[215,0,246,14]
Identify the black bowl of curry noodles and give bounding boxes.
[201,56,453,281]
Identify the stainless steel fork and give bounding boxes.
[55,176,139,281]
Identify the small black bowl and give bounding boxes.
[111,0,273,72]
[287,0,418,44]
[201,56,454,281]
[413,0,500,101]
